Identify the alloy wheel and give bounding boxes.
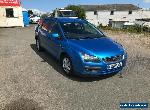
[62,57,72,74]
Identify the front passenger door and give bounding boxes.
[45,20,62,58]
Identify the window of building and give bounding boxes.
[128,10,132,14]
[109,19,113,26]
[6,8,14,17]
[110,11,114,15]
[94,11,98,15]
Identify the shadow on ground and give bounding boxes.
[3,98,43,110]
[30,44,117,82]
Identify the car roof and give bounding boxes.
[56,17,83,22]
[44,17,84,23]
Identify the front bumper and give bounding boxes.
[75,59,127,76]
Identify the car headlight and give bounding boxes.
[80,53,101,63]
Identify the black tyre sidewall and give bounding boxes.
[36,38,42,51]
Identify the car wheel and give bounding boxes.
[36,38,43,51]
[61,55,73,75]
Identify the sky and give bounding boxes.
[21,0,150,12]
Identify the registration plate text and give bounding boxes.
[107,62,123,70]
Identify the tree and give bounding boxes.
[28,10,33,17]
[65,5,86,19]
[40,14,48,19]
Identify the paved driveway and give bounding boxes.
[0,25,150,110]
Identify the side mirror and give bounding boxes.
[51,33,59,38]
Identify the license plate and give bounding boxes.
[107,62,122,70]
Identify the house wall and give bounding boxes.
[0,6,24,27]
[138,10,150,18]
[85,10,150,26]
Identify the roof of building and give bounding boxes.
[80,4,140,11]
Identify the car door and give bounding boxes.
[45,20,63,58]
[39,19,49,49]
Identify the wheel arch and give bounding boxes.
[60,52,69,61]
[35,35,38,40]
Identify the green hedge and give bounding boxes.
[98,24,150,33]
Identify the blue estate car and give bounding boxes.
[35,17,127,76]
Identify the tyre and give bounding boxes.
[61,55,73,75]
[36,38,43,51]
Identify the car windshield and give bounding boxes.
[60,21,105,39]
[59,11,76,17]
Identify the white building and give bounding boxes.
[80,4,150,28]
[0,0,24,27]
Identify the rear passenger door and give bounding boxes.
[39,19,49,49]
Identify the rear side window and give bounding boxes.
[41,19,49,30]
[38,19,43,26]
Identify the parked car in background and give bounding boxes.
[35,17,127,77]
[51,8,78,18]
[30,15,40,23]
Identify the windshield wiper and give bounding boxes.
[66,36,81,40]
[81,36,94,39]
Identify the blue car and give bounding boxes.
[35,17,127,76]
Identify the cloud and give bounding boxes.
[143,0,150,3]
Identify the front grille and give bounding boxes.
[102,55,123,63]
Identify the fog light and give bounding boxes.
[122,55,125,59]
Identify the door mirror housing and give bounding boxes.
[52,33,59,38]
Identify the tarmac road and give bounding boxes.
[0,25,150,110]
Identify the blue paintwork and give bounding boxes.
[67,37,124,57]
[37,17,127,76]
[22,11,29,26]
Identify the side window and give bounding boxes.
[47,21,56,33]
[41,19,49,30]
[110,11,114,15]
[41,19,61,35]
[94,11,98,15]
[47,21,61,34]
[51,24,60,33]
[6,8,14,17]
[128,10,132,14]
